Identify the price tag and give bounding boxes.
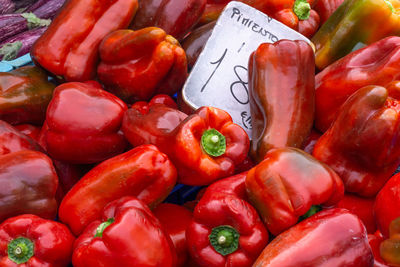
[181,1,312,137]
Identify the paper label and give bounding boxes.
[181,1,311,137]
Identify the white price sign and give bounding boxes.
[181,1,312,137]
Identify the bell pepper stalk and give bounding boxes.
[0,150,58,222]
[0,214,74,266]
[380,217,400,266]
[246,147,344,236]
[98,27,188,102]
[0,66,55,126]
[375,173,400,238]
[72,196,177,267]
[122,103,188,149]
[130,0,206,41]
[59,144,177,236]
[153,203,193,267]
[334,194,377,234]
[0,120,43,156]
[31,0,138,82]
[312,0,400,69]
[168,106,250,186]
[44,81,127,164]
[314,0,345,24]
[253,208,374,266]
[315,36,400,132]
[368,231,390,267]
[313,84,400,197]
[248,40,315,163]
[186,173,269,267]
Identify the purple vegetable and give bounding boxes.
[0,0,15,15]
[30,0,66,19]
[0,27,47,61]
[0,0,38,14]
[0,0,66,43]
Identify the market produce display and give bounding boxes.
[1,0,400,266]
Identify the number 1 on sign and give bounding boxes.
[200,48,228,93]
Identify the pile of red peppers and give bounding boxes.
[1,0,400,266]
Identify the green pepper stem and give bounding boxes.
[294,0,311,20]
[95,218,115,238]
[201,129,226,157]
[299,205,322,222]
[8,237,34,264]
[209,225,239,256]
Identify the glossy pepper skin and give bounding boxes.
[0,66,55,125]
[31,0,138,82]
[45,81,127,164]
[130,94,178,114]
[186,173,269,267]
[248,40,315,163]
[253,208,374,267]
[246,147,344,236]
[0,120,42,155]
[130,0,206,41]
[14,124,41,142]
[0,214,74,266]
[368,231,389,267]
[313,84,400,197]
[59,144,177,235]
[122,104,188,148]
[380,217,400,266]
[315,37,400,132]
[98,27,188,102]
[314,0,344,24]
[153,203,193,267]
[182,21,215,70]
[73,196,176,267]
[302,129,321,155]
[312,0,400,70]
[169,106,250,186]
[335,194,376,234]
[374,173,400,238]
[0,150,58,222]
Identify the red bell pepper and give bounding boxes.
[73,196,176,267]
[122,104,188,148]
[0,66,55,126]
[248,40,315,163]
[130,0,206,41]
[368,231,390,267]
[59,144,177,235]
[315,36,400,132]
[169,106,250,185]
[0,214,74,266]
[0,150,58,222]
[186,173,269,267]
[375,173,400,238]
[246,147,344,236]
[153,203,193,267]
[314,0,344,24]
[253,208,374,266]
[97,27,188,102]
[31,0,138,82]
[335,193,376,234]
[380,217,400,266]
[14,124,41,142]
[130,94,178,114]
[0,120,42,156]
[182,21,215,70]
[44,81,127,164]
[313,84,400,197]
